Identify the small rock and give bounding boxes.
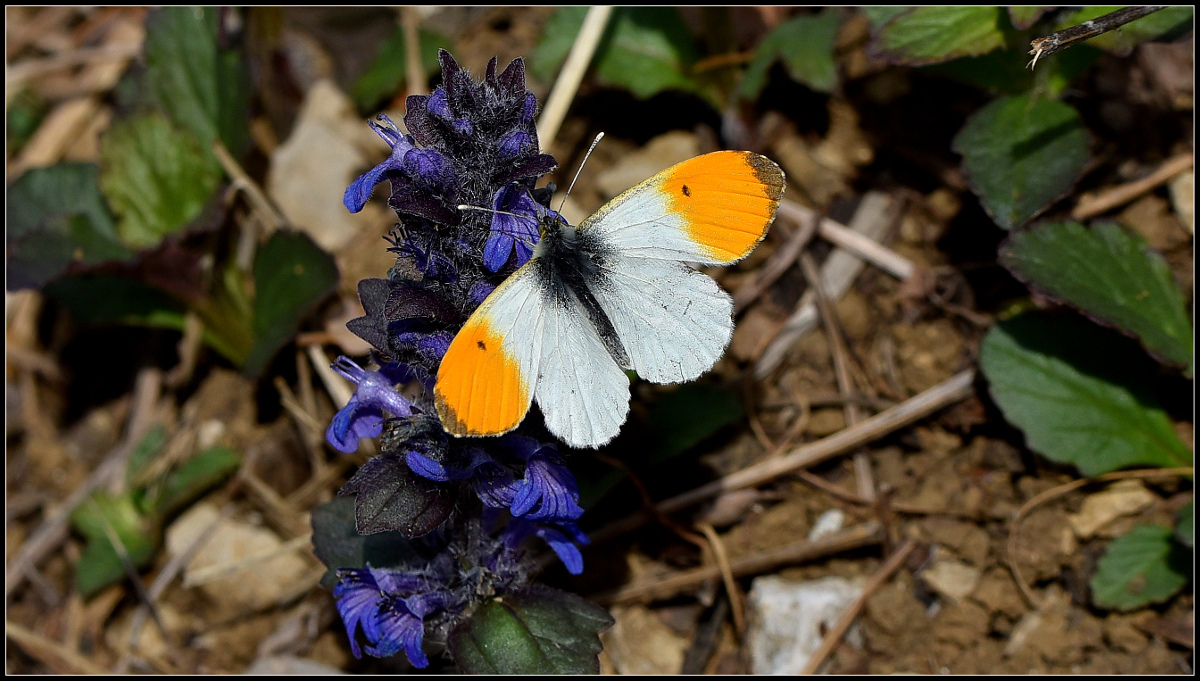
[922,553,982,602]
[166,502,311,613]
[808,508,846,541]
[603,605,690,675]
[747,574,864,674]
[1067,480,1157,539]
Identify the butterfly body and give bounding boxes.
[435,151,784,448]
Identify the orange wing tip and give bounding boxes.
[434,314,532,438]
[664,151,785,263]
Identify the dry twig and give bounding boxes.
[1029,6,1167,68]
[800,539,917,674]
[536,6,613,149]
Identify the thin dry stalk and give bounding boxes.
[597,522,882,605]
[800,539,917,674]
[1072,153,1194,220]
[696,522,745,638]
[536,6,613,149]
[590,369,975,544]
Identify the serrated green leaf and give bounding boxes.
[145,7,250,155]
[532,8,705,102]
[1059,7,1195,55]
[150,446,241,516]
[860,7,910,31]
[6,163,131,289]
[243,230,338,376]
[740,11,840,99]
[1090,524,1190,610]
[1177,501,1194,549]
[953,94,1089,230]
[870,7,1009,65]
[70,491,158,597]
[351,26,447,113]
[1001,221,1193,372]
[979,312,1192,476]
[99,113,223,249]
[448,585,613,674]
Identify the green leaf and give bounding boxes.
[243,230,339,376]
[1090,524,1190,610]
[953,94,1089,230]
[99,113,223,249]
[740,11,840,98]
[1059,7,1195,55]
[151,446,241,516]
[979,312,1192,476]
[1007,7,1051,30]
[310,497,437,589]
[646,384,744,463]
[351,26,447,113]
[1001,221,1193,372]
[532,7,705,101]
[6,163,131,289]
[126,424,169,491]
[42,274,188,328]
[924,43,1100,97]
[448,585,613,674]
[1177,501,1194,549]
[144,7,250,155]
[70,491,158,597]
[870,7,1009,65]
[860,7,910,31]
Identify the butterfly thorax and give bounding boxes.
[532,213,631,369]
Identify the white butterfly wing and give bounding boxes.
[533,288,632,448]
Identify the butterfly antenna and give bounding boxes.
[557,132,605,214]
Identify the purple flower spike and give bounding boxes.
[510,453,585,522]
[333,565,438,667]
[326,357,414,454]
[344,115,417,213]
[483,185,541,271]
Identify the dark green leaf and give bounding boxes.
[144,7,250,154]
[646,384,743,463]
[924,43,1100,97]
[6,89,49,155]
[42,274,187,328]
[6,163,130,289]
[310,496,438,589]
[339,454,453,537]
[1001,221,1193,372]
[448,585,613,674]
[99,113,223,248]
[953,94,1089,229]
[870,7,1009,65]
[243,230,339,376]
[351,26,447,113]
[1177,501,1194,549]
[860,7,910,31]
[740,11,840,98]
[532,8,706,101]
[1059,7,1195,55]
[70,491,158,597]
[979,312,1192,476]
[151,446,241,516]
[1090,524,1190,610]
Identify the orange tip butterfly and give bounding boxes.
[434,150,785,448]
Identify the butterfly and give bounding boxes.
[434,151,784,448]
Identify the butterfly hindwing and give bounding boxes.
[533,283,631,448]
[588,255,733,385]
